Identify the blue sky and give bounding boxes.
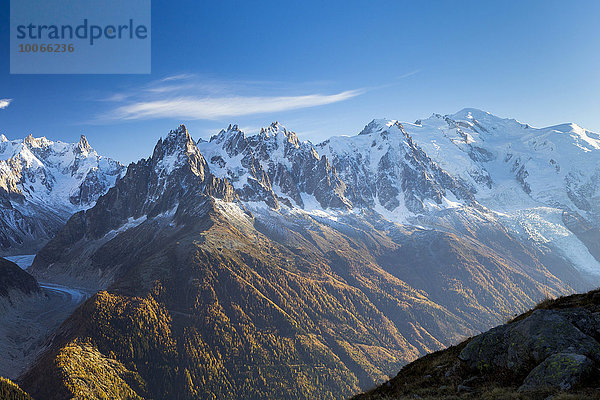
[1,1,600,163]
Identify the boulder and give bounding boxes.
[458,309,600,376]
[519,353,594,391]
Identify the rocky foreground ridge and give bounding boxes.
[356,289,600,399]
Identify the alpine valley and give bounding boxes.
[2,108,600,399]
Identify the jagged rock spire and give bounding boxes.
[76,135,92,154]
[23,134,38,148]
[152,124,198,164]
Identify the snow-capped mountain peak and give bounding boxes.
[160,124,195,152]
[260,121,284,135]
[401,109,600,214]
[152,124,209,177]
[0,134,125,254]
[258,121,300,149]
[210,124,245,148]
[544,123,600,151]
[451,107,493,120]
[358,119,400,136]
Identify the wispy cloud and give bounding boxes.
[95,75,363,122]
[107,91,362,121]
[161,74,196,82]
[0,99,12,109]
[366,70,422,91]
[397,69,421,79]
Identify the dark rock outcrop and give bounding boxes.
[458,308,600,376]
[0,258,39,298]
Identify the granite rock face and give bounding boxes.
[198,120,477,216]
[198,123,350,210]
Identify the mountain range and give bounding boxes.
[1,108,599,399]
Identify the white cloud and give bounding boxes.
[108,91,362,121]
[0,99,12,109]
[96,75,363,122]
